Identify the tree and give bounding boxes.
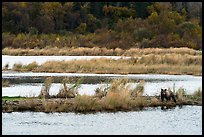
[2,2,31,33]
[88,2,106,18]
[75,23,87,34]
[34,15,54,33]
[41,2,65,33]
[134,2,152,18]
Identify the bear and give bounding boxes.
[161,88,176,103]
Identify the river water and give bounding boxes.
[2,55,202,135]
[2,106,202,135]
[2,72,202,97]
[2,79,202,97]
[2,55,201,97]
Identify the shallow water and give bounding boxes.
[2,55,129,68]
[2,83,101,97]
[2,78,202,97]
[2,71,201,81]
[2,106,202,135]
[2,72,201,97]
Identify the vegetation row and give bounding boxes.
[2,78,202,113]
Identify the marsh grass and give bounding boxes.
[94,86,109,99]
[3,85,202,113]
[11,53,202,76]
[2,75,202,113]
[102,89,131,110]
[74,95,102,112]
[100,79,146,110]
[130,80,145,98]
[193,88,202,97]
[42,99,61,112]
[3,47,201,56]
[17,99,38,111]
[38,77,53,99]
[2,79,10,87]
[23,61,38,71]
[99,79,129,110]
[191,88,202,102]
[56,78,82,98]
[12,62,38,71]
[130,97,147,108]
[176,87,187,102]
[13,63,23,71]
[150,97,160,106]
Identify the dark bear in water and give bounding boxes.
[161,88,176,103]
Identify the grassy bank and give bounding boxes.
[2,95,202,113]
[2,79,202,113]
[2,47,202,56]
[8,53,202,76]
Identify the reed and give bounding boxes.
[11,53,202,76]
[38,77,53,99]
[74,95,102,112]
[100,79,142,110]
[2,47,201,56]
[56,78,81,98]
[130,80,145,98]
[2,86,202,113]
[176,87,187,102]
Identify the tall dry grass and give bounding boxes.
[56,78,82,98]
[176,87,187,102]
[2,47,201,56]
[124,47,201,56]
[74,95,102,112]
[12,52,201,76]
[38,77,53,99]
[3,82,202,113]
[98,79,146,110]
[130,80,145,98]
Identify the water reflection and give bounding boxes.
[161,105,177,111]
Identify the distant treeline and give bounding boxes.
[2,2,202,50]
